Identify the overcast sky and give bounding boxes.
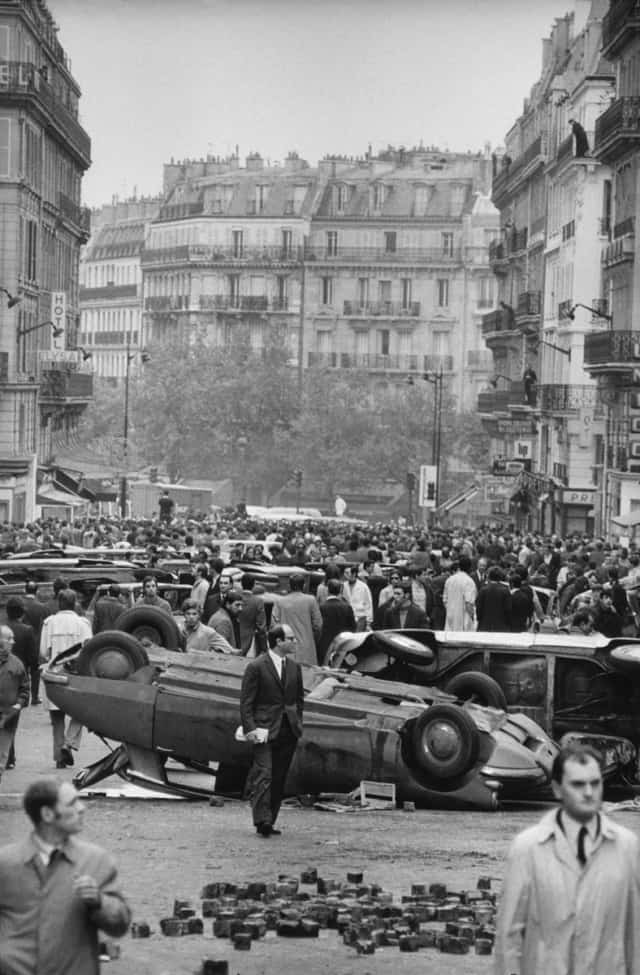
[48,0,570,208]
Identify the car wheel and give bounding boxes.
[444,672,507,710]
[409,704,479,780]
[76,632,149,679]
[115,606,181,648]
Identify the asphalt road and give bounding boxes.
[4,705,640,974]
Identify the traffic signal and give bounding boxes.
[406,472,416,491]
[426,481,435,501]
[294,469,303,488]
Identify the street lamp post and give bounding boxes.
[423,369,444,516]
[120,342,149,518]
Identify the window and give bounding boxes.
[358,277,369,308]
[326,231,338,257]
[373,184,385,210]
[232,230,243,258]
[25,219,37,281]
[442,232,454,256]
[277,276,287,305]
[478,276,494,308]
[378,280,391,307]
[401,278,412,309]
[228,274,240,307]
[281,229,292,258]
[437,278,449,308]
[256,185,268,213]
[336,184,346,211]
[321,276,333,306]
[384,231,396,254]
[377,329,390,356]
[0,118,10,177]
[0,26,8,61]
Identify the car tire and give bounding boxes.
[409,704,479,780]
[76,632,149,679]
[444,672,507,711]
[115,606,181,649]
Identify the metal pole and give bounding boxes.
[119,343,130,518]
[297,239,306,394]
[434,370,443,511]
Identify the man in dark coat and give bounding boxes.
[238,573,268,655]
[476,566,512,632]
[92,584,126,634]
[378,584,429,630]
[318,578,356,663]
[240,624,304,837]
[17,586,45,704]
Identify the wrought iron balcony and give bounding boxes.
[343,300,421,317]
[424,354,454,373]
[58,194,91,239]
[492,135,547,205]
[478,380,527,413]
[80,284,138,301]
[489,239,506,264]
[555,134,574,165]
[156,202,204,221]
[199,294,292,312]
[481,308,516,336]
[145,295,189,311]
[595,97,640,164]
[0,62,91,165]
[307,352,420,371]
[516,290,541,318]
[141,244,302,265]
[602,234,635,268]
[304,246,461,263]
[602,0,640,57]
[584,330,640,373]
[466,349,494,369]
[537,384,604,415]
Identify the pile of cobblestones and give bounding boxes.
[136,868,497,971]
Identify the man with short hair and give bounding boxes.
[443,555,476,631]
[0,625,29,782]
[135,576,172,615]
[40,589,92,768]
[271,572,322,665]
[22,582,47,704]
[237,573,268,656]
[342,563,373,632]
[0,778,130,973]
[378,584,429,630]
[495,743,640,975]
[190,563,210,613]
[240,624,304,837]
[92,584,125,634]
[180,599,233,653]
[208,590,244,650]
[318,577,356,662]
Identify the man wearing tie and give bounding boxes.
[239,624,304,837]
[495,744,640,975]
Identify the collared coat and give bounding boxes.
[494,808,640,975]
[0,833,130,975]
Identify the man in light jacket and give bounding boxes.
[495,742,640,975]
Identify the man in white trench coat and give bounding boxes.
[495,743,640,975]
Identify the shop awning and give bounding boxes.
[612,510,640,528]
[439,485,479,514]
[36,484,87,507]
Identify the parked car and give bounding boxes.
[42,630,557,810]
[325,628,640,787]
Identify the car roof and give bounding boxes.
[429,630,615,652]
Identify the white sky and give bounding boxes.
[47,0,571,208]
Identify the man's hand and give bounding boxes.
[73,874,102,908]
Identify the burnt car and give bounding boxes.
[326,629,640,786]
[42,623,557,811]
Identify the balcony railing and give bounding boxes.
[516,291,541,318]
[145,295,189,311]
[595,97,640,163]
[80,284,138,301]
[602,0,640,56]
[492,135,547,203]
[308,352,420,371]
[304,246,462,263]
[584,330,640,368]
[466,349,494,369]
[478,381,527,413]
[489,239,506,263]
[58,193,91,237]
[141,244,302,265]
[199,294,293,312]
[481,308,516,335]
[424,354,454,373]
[343,300,421,317]
[614,216,635,238]
[602,234,635,267]
[156,202,204,221]
[537,384,603,414]
[0,62,91,164]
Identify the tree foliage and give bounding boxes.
[76,339,489,503]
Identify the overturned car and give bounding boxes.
[42,608,558,811]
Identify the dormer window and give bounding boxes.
[336,184,347,212]
[372,183,386,210]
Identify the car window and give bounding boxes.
[490,652,548,729]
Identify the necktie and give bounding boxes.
[577,826,588,866]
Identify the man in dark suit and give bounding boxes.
[476,566,512,632]
[378,583,429,630]
[318,578,356,662]
[238,573,268,655]
[240,624,304,837]
[92,584,126,634]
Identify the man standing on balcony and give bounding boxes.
[523,365,537,407]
